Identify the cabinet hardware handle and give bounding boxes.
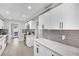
[52,54,54,56]
[61,22,63,29]
[59,22,61,29]
[37,48,39,53]
[59,22,63,29]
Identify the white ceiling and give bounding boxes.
[0,3,50,22]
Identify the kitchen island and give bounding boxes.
[0,35,8,55]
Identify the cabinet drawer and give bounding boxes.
[34,41,42,56]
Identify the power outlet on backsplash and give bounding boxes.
[61,35,66,40]
[43,30,79,48]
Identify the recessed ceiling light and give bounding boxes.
[28,6,32,10]
[5,11,10,14]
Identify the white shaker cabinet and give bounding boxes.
[34,41,42,56]
[26,35,35,47]
[34,41,59,56]
[34,41,52,56]
[62,3,79,29]
[39,4,62,29]
[0,35,7,55]
[39,4,79,30]
[39,8,59,29]
[0,19,4,29]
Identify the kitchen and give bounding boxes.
[0,3,79,56]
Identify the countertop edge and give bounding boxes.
[34,38,79,56]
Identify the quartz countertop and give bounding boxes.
[34,38,79,56]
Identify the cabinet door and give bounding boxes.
[34,41,61,56]
[34,42,43,56]
[26,35,34,47]
[0,19,4,29]
[41,46,53,56]
[34,41,53,56]
[62,3,79,29]
[39,4,62,29]
[39,9,59,29]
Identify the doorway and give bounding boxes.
[11,24,19,38]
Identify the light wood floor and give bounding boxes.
[2,38,33,56]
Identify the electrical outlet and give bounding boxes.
[61,35,65,40]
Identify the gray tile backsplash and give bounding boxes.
[42,30,79,48]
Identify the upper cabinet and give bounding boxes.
[39,4,62,29]
[0,19,4,29]
[39,3,79,30]
[25,17,39,29]
[62,3,79,29]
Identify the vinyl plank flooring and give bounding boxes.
[2,38,33,56]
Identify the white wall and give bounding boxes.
[4,20,25,42]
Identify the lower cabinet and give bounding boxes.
[26,35,35,47]
[34,41,59,56]
[0,36,7,55]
